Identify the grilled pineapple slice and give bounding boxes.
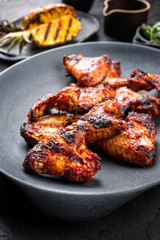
[31,14,81,47]
[22,4,76,30]
[0,14,81,52]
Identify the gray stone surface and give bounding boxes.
[0,0,160,239]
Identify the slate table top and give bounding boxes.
[0,0,160,239]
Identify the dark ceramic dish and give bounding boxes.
[0,42,160,221]
[0,11,99,62]
[62,0,94,12]
[103,0,150,41]
[133,25,160,49]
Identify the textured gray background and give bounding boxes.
[0,0,160,239]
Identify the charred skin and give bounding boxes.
[102,69,160,93]
[22,3,76,30]
[28,83,115,121]
[21,113,81,145]
[106,61,121,79]
[63,54,112,87]
[96,112,156,166]
[102,77,130,89]
[23,100,127,182]
[102,76,154,91]
[73,100,126,144]
[115,87,160,117]
[23,131,101,183]
[130,69,160,94]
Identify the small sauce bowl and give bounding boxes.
[103,0,150,41]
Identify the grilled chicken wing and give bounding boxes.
[115,87,160,117]
[63,54,112,86]
[103,69,160,93]
[28,83,115,121]
[96,112,156,166]
[130,69,160,94]
[23,100,126,182]
[21,113,80,145]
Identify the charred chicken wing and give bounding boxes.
[63,54,112,86]
[96,112,156,166]
[28,83,115,121]
[130,69,160,94]
[115,87,160,117]
[103,69,160,93]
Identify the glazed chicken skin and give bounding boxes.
[130,69,160,94]
[23,100,127,182]
[24,128,101,183]
[96,112,156,166]
[21,113,80,145]
[63,54,112,86]
[103,69,160,93]
[105,61,121,78]
[28,83,115,121]
[115,87,160,117]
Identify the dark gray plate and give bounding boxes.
[0,42,160,221]
[0,11,99,62]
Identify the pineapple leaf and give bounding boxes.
[0,20,23,34]
[7,38,19,53]
[19,39,26,54]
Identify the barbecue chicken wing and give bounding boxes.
[96,112,156,166]
[23,100,127,182]
[21,113,80,145]
[103,69,160,93]
[115,87,160,117]
[28,83,115,121]
[130,69,160,94]
[63,54,112,86]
